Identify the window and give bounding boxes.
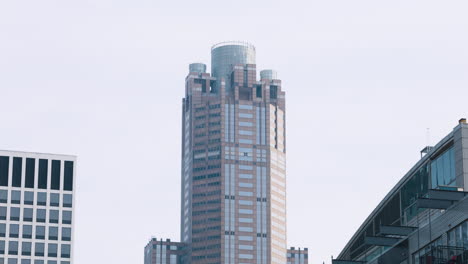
[24,192,33,205]
[51,160,60,190]
[0,241,4,254]
[9,241,18,255]
[64,161,73,191]
[62,227,71,241]
[48,243,57,257]
[431,147,456,188]
[37,192,46,206]
[0,206,6,220]
[34,261,44,264]
[0,190,7,203]
[256,85,262,98]
[0,224,5,237]
[239,104,253,110]
[35,226,45,239]
[9,224,19,238]
[48,227,58,240]
[11,191,21,204]
[36,209,46,223]
[38,159,48,189]
[0,156,9,187]
[63,211,72,224]
[49,210,59,224]
[23,208,33,222]
[63,194,72,208]
[21,260,31,264]
[22,225,32,239]
[8,259,17,264]
[10,207,20,221]
[270,85,278,99]
[61,244,71,258]
[50,193,59,207]
[21,242,31,256]
[12,157,22,187]
[35,243,44,256]
[25,158,35,188]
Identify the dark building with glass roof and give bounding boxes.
[333,119,468,264]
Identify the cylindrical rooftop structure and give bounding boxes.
[260,69,278,80]
[211,41,256,92]
[189,63,207,74]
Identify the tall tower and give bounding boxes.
[181,41,287,264]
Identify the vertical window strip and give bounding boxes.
[0,156,9,187]
[256,107,261,144]
[225,104,230,143]
[25,158,35,188]
[12,157,22,187]
[261,107,266,145]
[230,105,235,143]
[225,236,230,264]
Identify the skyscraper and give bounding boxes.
[180,41,287,264]
[0,150,76,264]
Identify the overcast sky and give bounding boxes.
[1,0,468,263]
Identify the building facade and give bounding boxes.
[180,41,287,264]
[0,150,76,264]
[144,238,187,264]
[287,247,309,264]
[146,41,309,264]
[333,119,468,264]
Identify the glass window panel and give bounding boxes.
[61,244,71,258]
[0,224,5,237]
[9,224,19,238]
[38,159,48,189]
[21,260,31,264]
[48,227,58,240]
[35,226,45,239]
[21,242,31,256]
[22,225,32,239]
[23,192,33,205]
[35,243,44,256]
[23,208,33,222]
[12,157,22,187]
[63,194,72,208]
[9,241,18,255]
[0,190,7,203]
[64,161,73,191]
[51,160,60,190]
[37,192,46,206]
[11,191,21,204]
[0,156,9,187]
[0,241,4,254]
[50,193,59,207]
[10,207,20,221]
[49,210,59,224]
[62,211,72,224]
[25,158,35,188]
[48,243,57,257]
[62,227,71,241]
[0,206,6,220]
[36,209,46,223]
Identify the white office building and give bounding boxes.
[0,150,76,264]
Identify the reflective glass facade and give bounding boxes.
[335,122,468,264]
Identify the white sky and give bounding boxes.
[1,0,468,263]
